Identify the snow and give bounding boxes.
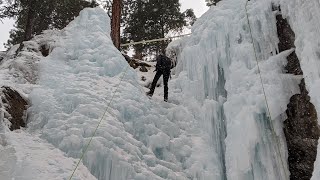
[0,130,96,180]
[0,29,60,94]
[0,15,96,180]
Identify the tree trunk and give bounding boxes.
[24,0,36,41]
[111,0,122,49]
[160,21,166,54]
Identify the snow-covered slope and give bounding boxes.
[0,130,96,180]
[0,23,96,180]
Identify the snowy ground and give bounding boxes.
[0,130,96,180]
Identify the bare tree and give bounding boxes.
[111,0,122,49]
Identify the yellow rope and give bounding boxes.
[120,33,191,47]
[245,1,288,179]
[68,63,131,180]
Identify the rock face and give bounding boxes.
[0,86,28,131]
[284,80,320,180]
[40,45,50,57]
[139,66,148,72]
[276,10,302,76]
[123,54,151,72]
[275,6,320,180]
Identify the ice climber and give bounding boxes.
[146,52,174,102]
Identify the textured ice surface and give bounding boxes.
[168,0,307,179]
[0,15,96,180]
[28,8,217,179]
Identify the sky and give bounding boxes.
[0,0,208,51]
[180,0,208,17]
[0,18,14,51]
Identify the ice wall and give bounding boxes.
[0,22,96,180]
[27,7,219,180]
[168,0,306,179]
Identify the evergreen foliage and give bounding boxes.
[122,0,196,58]
[2,0,98,48]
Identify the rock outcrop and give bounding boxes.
[123,54,151,72]
[0,86,28,131]
[275,6,320,180]
[284,80,320,180]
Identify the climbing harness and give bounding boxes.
[120,33,191,47]
[245,0,289,179]
[68,61,132,180]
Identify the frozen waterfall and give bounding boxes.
[2,0,320,179]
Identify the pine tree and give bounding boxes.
[0,0,20,20]
[53,0,98,29]
[4,0,98,48]
[101,0,133,51]
[123,0,196,58]
[24,0,36,41]
[111,0,122,49]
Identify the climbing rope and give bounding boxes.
[69,27,181,178]
[245,0,289,179]
[120,33,191,47]
[68,62,131,180]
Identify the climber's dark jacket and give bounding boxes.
[155,54,173,72]
[147,54,174,101]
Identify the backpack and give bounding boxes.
[156,55,172,72]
